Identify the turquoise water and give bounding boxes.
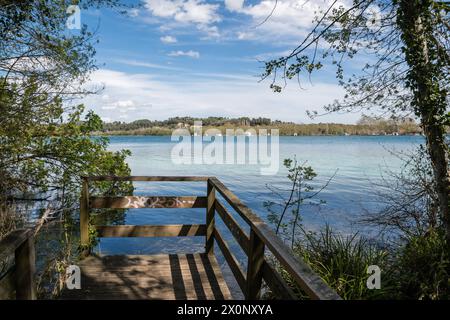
[94,135,423,256]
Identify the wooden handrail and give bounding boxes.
[96,224,206,237]
[208,177,341,300]
[214,200,250,255]
[83,176,210,182]
[89,196,207,209]
[205,179,215,255]
[213,199,298,299]
[0,228,36,300]
[213,228,246,291]
[80,175,341,300]
[0,229,32,262]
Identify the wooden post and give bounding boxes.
[245,229,265,300]
[80,177,90,256]
[205,179,215,255]
[14,233,36,300]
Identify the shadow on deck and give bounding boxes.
[60,253,232,300]
[0,176,341,300]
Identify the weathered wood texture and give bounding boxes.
[213,228,246,292]
[60,254,232,300]
[208,177,341,300]
[205,180,215,254]
[80,178,89,251]
[0,228,36,300]
[14,236,36,300]
[0,229,33,262]
[261,261,297,300]
[90,196,207,209]
[73,175,340,301]
[215,200,250,255]
[245,229,265,299]
[85,176,210,182]
[96,224,206,237]
[0,267,15,299]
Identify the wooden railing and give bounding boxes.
[80,176,211,252]
[208,177,341,300]
[0,228,36,300]
[81,176,341,300]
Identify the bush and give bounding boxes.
[265,154,449,300]
[268,225,450,300]
[393,229,450,300]
[264,159,393,299]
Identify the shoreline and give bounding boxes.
[94,132,424,137]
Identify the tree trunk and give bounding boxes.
[398,0,450,240]
[423,121,450,236]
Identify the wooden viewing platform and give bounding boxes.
[60,254,232,300]
[0,176,341,300]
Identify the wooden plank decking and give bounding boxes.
[60,253,232,300]
[0,176,340,300]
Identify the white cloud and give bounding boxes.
[253,49,292,61]
[101,99,137,112]
[197,24,220,38]
[114,58,183,71]
[233,0,350,42]
[236,31,253,40]
[168,50,200,58]
[138,1,350,44]
[160,35,178,43]
[82,68,357,124]
[115,100,135,108]
[145,0,180,18]
[176,0,220,24]
[145,0,220,24]
[127,8,140,17]
[224,0,245,11]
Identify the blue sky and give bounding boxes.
[79,0,365,124]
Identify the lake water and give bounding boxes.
[94,135,422,250]
[90,135,423,297]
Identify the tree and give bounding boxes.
[262,0,449,240]
[264,157,335,248]
[0,1,135,204]
[363,146,440,238]
[0,78,133,204]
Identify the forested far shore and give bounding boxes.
[96,115,427,136]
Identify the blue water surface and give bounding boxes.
[88,135,423,297]
[93,135,422,252]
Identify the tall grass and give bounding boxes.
[393,229,449,300]
[269,226,450,300]
[270,225,393,300]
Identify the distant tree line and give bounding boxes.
[99,115,425,136]
[101,116,273,131]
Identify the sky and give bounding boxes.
[79,0,366,124]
